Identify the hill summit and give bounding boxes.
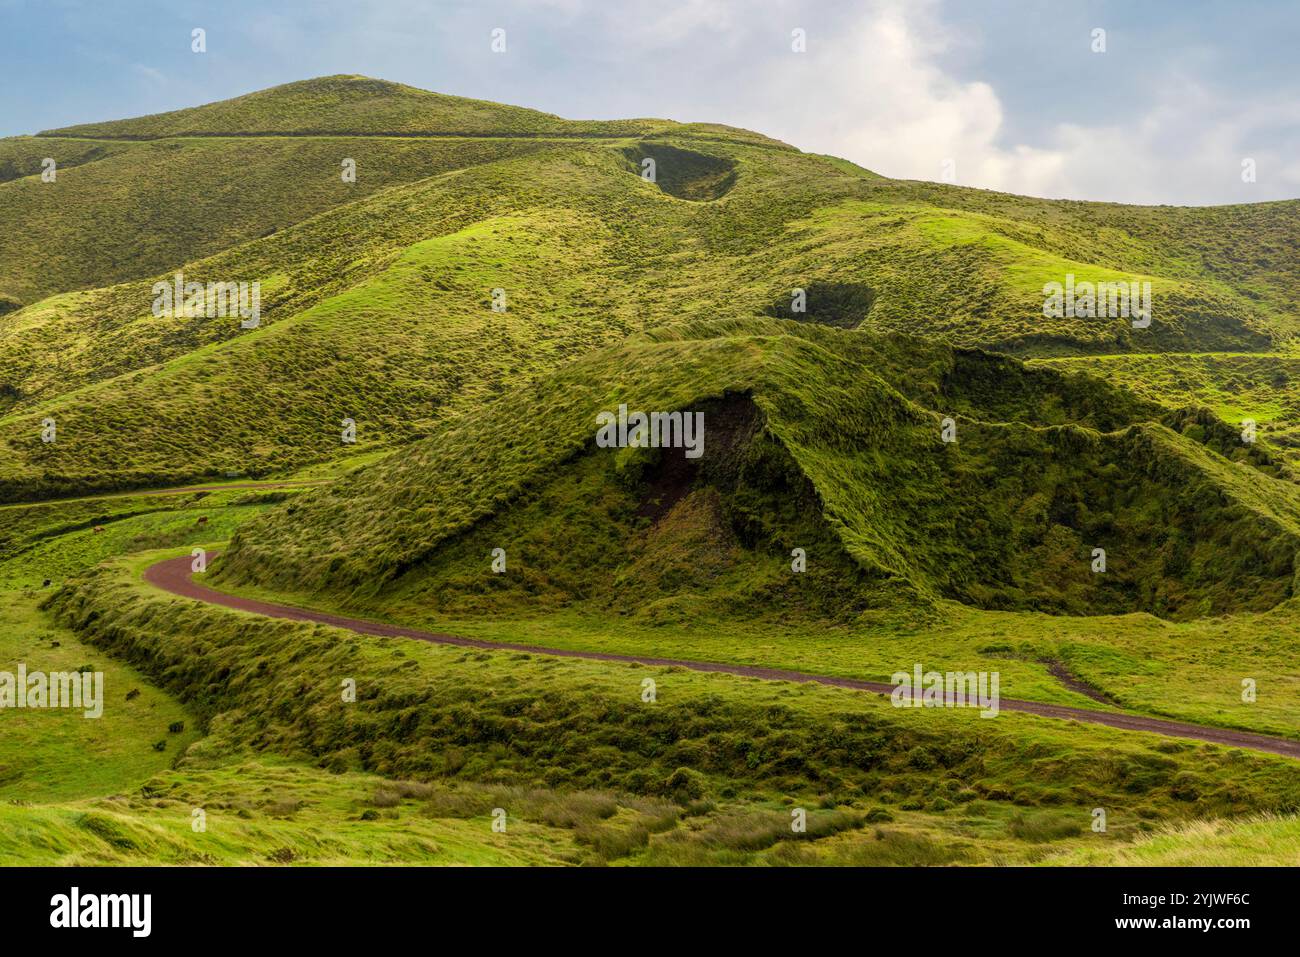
[37,74,788,144]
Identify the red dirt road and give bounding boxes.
[144,555,1300,760]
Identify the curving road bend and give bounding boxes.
[144,555,1300,761]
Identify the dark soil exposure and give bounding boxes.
[634,445,696,522]
[1043,659,1118,706]
[633,392,762,523]
[622,142,738,201]
[765,280,876,329]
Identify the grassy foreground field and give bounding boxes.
[0,590,198,803]
[5,545,1295,865]
[2,451,1297,864]
[1,483,1295,865]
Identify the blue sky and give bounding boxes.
[2,0,1297,204]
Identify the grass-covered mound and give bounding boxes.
[335,391,897,625]
[213,320,1300,620]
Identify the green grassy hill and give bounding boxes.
[0,133,555,306]
[4,77,1300,867]
[212,318,1300,621]
[2,76,1297,500]
[37,74,787,143]
[0,75,787,306]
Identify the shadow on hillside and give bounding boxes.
[764,281,876,330]
[622,142,737,201]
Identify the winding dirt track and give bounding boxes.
[0,480,325,510]
[144,555,1300,761]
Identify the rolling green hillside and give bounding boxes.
[213,318,1300,621]
[0,133,555,306]
[2,76,1297,500]
[0,75,787,306]
[4,77,1300,867]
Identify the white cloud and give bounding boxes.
[1042,79,1300,204]
[762,1,1068,196]
[599,0,1299,204]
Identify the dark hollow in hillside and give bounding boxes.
[378,392,892,623]
[765,281,876,329]
[633,394,762,522]
[0,161,25,185]
[0,382,20,416]
[622,142,737,201]
[212,325,1300,624]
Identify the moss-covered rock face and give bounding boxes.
[215,321,1300,622]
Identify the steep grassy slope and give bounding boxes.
[1,75,791,307]
[0,195,645,498]
[0,134,555,306]
[212,319,1300,621]
[803,202,1277,354]
[3,94,1295,500]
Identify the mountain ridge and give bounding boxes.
[35,74,795,148]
